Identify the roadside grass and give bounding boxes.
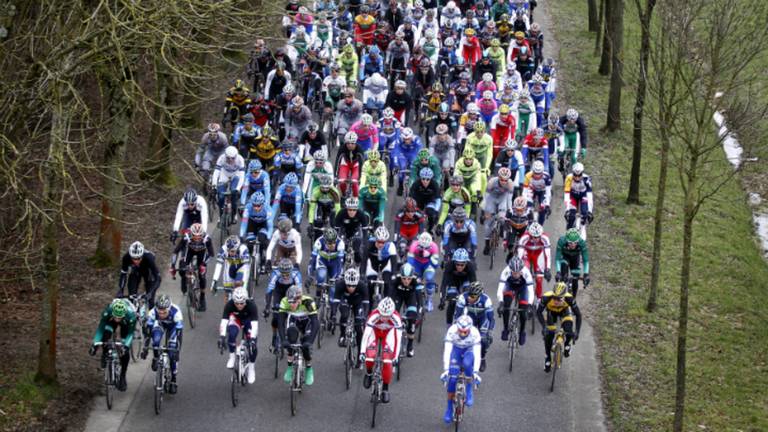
[0,373,59,430]
[547,0,768,430]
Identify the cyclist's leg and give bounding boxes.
[315,262,328,297]
[544,313,556,361]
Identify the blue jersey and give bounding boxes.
[240,171,271,205]
[239,202,274,239]
[146,304,184,340]
[454,293,494,333]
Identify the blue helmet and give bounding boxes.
[399,263,415,278]
[439,102,449,113]
[419,167,434,180]
[452,248,469,263]
[248,159,262,172]
[250,191,266,206]
[284,172,298,186]
[369,45,380,56]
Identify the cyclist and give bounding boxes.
[476,90,498,125]
[239,192,274,273]
[361,297,403,404]
[429,124,456,181]
[212,235,251,296]
[528,74,549,127]
[563,162,594,230]
[430,103,458,139]
[364,226,399,305]
[439,248,477,326]
[361,149,388,192]
[481,167,515,255]
[496,256,533,344]
[442,207,478,259]
[336,88,364,139]
[454,281,494,372]
[466,122,493,178]
[240,159,271,208]
[438,175,473,227]
[523,160,552,225]
[195,123,228,178]
[359,46,385,83]
[459,27,482,67]
[271,172,303,227]
[170,223,214,311]
[265,63,292,102]
[490,104,517,159]
[441,314,481,423]
[407,232,440,311]
[266,217,303,267]
[143,294,183,393]
[218,287,259,383]
[517,222,551,300]
[333,268,370,352]
[118,241,160,308]
[350,113,380,153]
[335,132,366,197]
[455,148,485,208]
[359,176,387,228]
[333,197,370,265]
[497,63,523,91]
[537,282,581,372]
[485,38,506,72]
[309,228,345,298]
[494,139,525,190]
[273,141,305,185]
[337,45,360,88]
[378,108,402,156]
[279,285,319,385]
[555,228,590,298]
[222,79,252,128]
[303,151,334,200]
[514,89,537,139]
[248,92,273,128]
[409,167,442,232]
[390,263,422,358]
[558,108,588,162]
[212,145,246,221]
[322,63,347,112]
[385,80,413,125]
[307,174,342,235]
[409,148,442,190]
[232,113,260,158]
[394,197,427,256]
[265,258,303,349]
[253,125,281,173]
[504,195,533,259]
[522,127,550,172]
[89,298,136,391]
[171,188,209,244]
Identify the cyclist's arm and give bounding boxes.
[212,254,225,283]
[172,199,185,232]
[497,267,509,303]
[239,207,250,239]
[580,239,590,275]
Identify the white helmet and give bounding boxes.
[483,90,493,99]
[128,241,144,259]
[532,160,545,174]
[377,297,396,317]
[456,315,473,333]
[482,72,493,82]
[345,131,358,143]
[527,222,543,238]
[566,108,579,121]
[362,113,373,126]
[232,287,248,303]
[467,103,479,115]
[374,226,390,241]
[225,146,238,158]
[418,232,432,248]
[401,128,414,140]
[572,162,585,175]
[344,268,360,285]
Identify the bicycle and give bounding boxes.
[487,213,506,270]
[445,371,477,432]
[549,319,566,392]
[369,341,384,428]
[153,344,176,415]
[223,339,250,407]
[505,295,521,373]
[217,187,234,247]
[128,294,147,362]
[369,278,385,310]
[245,235,263,291]
[94,340,124,410]
[174,259,200,329]
[315,279,335,349]
[268,323,284,380]
[289,342,306,416]
[416,289,427,344]
[342,308,359,391]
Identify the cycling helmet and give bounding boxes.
[345,197,359,209]
[566,108,579,121]
[565,228,582,243]
[456,314,473,333]
[225,146,238,158]
[307,122,319,133]
[395,80,407,89]
[506,138,518,150]
[284,172,299,186]
[330,63,341,71]
[313,150,325,163]
[467,281,483,297]
[111,299,128,318]
[498,167,512,180]
[509,256,525,273]
[286,285,303,301]
[531,73,543,83]
[278,257,293,274]
[474,121,486,133]
[482,72,493,82]
[183,188,198,205]
[401,128,414,140]
[362,113,373,126]
[467,103,479,115]
[283,83,295,94]
[251,191,266,206]
[553,282,568,298]
[518,88,530,99]
[452,207,467,221]
[207,123,221,133]
[323,227,338,242]
[400,263,415,278]
[277,218,293,233]
[345,131,358,143]
[374,226,390,241]
[377,297,396,317]
[572,162,585,176]
[464,28,476,36]
[499,104,510,114]
[419,167,434,180]
[383,107,395,119]
[435,124,449,135]
[419,58,431,69]
[439,102,449,114]
[417,232,432,248]
[450,175,464,186]
[225,235,241,251]
[459,71,471,81]
[249,159,263,172]
[532,160,545,174]
[369,45,380,56]
[367,176,381,187]
[534,127,545,139]
[527,222,543,238]
[491,38,501,47]
[128,241,144,259]
[404,197,418,211]
[366,150,380,162]
[452,248,470,263]
[343,268,360,285]
[242,113,255,123]
[531,22,541,32]
[444,37,455,47]
[360,4,370,13]
[482,90,493,100]
[189,223,205,238]
[234,79,246,90]
[156,294,172,310]
[395,31,405,39]
[291,95,304,107]
[462,147,476,159]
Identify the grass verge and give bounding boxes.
[547,0,768,430]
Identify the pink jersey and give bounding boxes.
[407,241,440,263]
[350,121,380,146]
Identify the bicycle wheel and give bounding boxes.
[273,350,280,380]
[550,343,561,393]
[290,365,299,416]
[344,345,353,390]
[130,334,139,363]
[508,314,519,373]
[370,381,379,428]
[252,244,261,287]
[154,363,164,415]
[231,360,239,407]
[187,288,197,329]
[529,304,537,335]
[453,392,463,432]
[316,300,325,349]
[489,230,498,271]
[105,362,114,410]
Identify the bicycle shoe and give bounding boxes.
[305,367,314,386]
[501,329,509,341]
[381,390,390,403]
[338,336,346,347]
[151,357,158,372]
[519,331,526,346]
[117,375,127,392]
[479,358,487,372]
[544,358,552,373]
[564,344,571,358]
[168,378,178,394]
[363,373,372,389]
[198,294,207,312]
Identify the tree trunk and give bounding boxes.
[180,28,208,130]
[606,0,624,131]
[647,126,669,312]
[142,56,177,186]
[598,0,612,75]
[673,152,698,432]
[93,68,132,268]
[588,0,599,32]
[627,0,656,204]
[594,0,605,56]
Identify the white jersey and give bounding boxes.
[266,229,304,264]
[497,265,534,303]
[443,325,482,371]
[172,195,209,233]
[211,153,246,190]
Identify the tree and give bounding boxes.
[588,0,599,32]
[627,0,657,204]
[606,0,625,131]
[598,0,612,75]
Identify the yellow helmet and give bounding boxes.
[553,282,568,298]
[499,104,510,114]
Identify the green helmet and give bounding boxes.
[366,149,380,161]
[462,147,476,159]
[111,299,128,318]
[565,228,581,243]
[367,176,381,187]
[417,149,431,160]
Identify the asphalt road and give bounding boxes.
[84,2,607,431]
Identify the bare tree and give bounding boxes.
[588,0,599,32]
[598,0,612,75]
[605,0,625,131]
